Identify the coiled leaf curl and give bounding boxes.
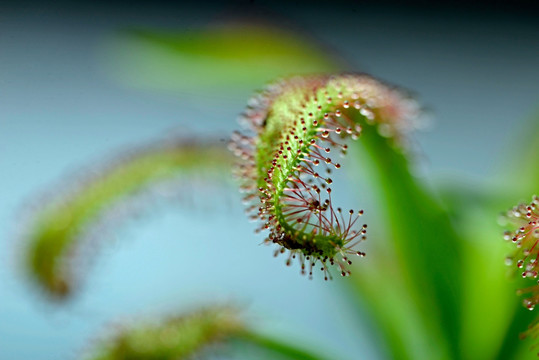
[231,74,419,279]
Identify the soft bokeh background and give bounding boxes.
[1,1,538,359]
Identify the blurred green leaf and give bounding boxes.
[465,108,539,359]
[344,114,464,359]
[101,24,339,95]
[439,188,526,359]
[237,331,330,360]
[344,252,438,360]
[26,139,232,299]
[82,305,330,360]
[83,306,244,360]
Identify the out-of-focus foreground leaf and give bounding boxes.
[25,139,232,299]
[448,109,539,360]
[101,24,339,94]
[488,110,539,359]
[343,112,464,360]
[344,105,539,359]
[84,306,244,360]
[83,306,329,360]
[438,188,534,360]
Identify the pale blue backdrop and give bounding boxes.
[1,2,538,359]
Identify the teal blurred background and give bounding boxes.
[1,1,538,359]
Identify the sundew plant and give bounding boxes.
[12,17,539,360]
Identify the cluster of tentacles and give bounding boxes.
[505,196,539,305]
[504,196,539,340]
[230,74,417,280]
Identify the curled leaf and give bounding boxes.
[24,139,232,299]
[230,74,418,279]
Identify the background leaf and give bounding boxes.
[25,139,232,298]
[101,24,339,95]
[343,112,464,359]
